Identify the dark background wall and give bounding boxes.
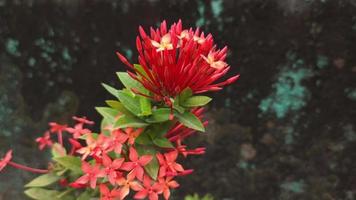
[0,0,356,199]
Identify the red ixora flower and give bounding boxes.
[121,146,153,181]
[72,161,105,189]
[35,131,53,150]
[0,150,12,172]
[117,20,239,103]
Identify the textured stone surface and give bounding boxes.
[0,0,356,199]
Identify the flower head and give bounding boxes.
[117,20,239,104]
[121,147,153,181]
[35,131,53,150]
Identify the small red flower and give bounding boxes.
[0,150,12,172]
[156,151,184,178]
[35,131,53,150]
[117,171,143,200]
[73,161,105,189]
[49,122,67,133]
[73,116,94,125]
[125,127,143,145]
[107,129,129,154]
[158,176,179,200]
[66,123,91,139]
[102,153,125,185]
[134,175,163,200]
[121,147,152,181]
[99,184,121,200]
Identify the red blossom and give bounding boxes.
[73,116,94,125]
[66,123,91,139]
[117,20,239,104]
[100,184,121,200]
[134,175,163,200]
[121,147,152,181]
[73,161,105,189]
[107,129,129,154]
[156,151,184,178]
[116,171,143,200]
[102,153,125,185]
[0,150,12,172]
[35,131,53,150]
[125,127,143,145]
[158,176,179,200]
[49,122,68,133]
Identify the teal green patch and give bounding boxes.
[345,88,356,100]
[196,0,206,27]
[5,38,21,57]
[316,54,329,69]
[28,57,36,67]
[238,161,249,169]
[62,48,71,61]
[211,0,223,18]
[210,0,223,30]
[259,52,312,118]
[280,180,306,193]
[123,48,133,60]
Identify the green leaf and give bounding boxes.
[25,174,60,188]
[182,96,212,107]
[175,111,205,132]
[51,143,67,158]
[173,101,185,113]
[77,191,92,200]
[140,96,152,116]
[53,156,82,174]
[117,72,146,93]
[153,137,174,148]
[105,100,134,116]
[135,131,153,145]
[136,145,159,180]
[114,115,148,129]
[145,108,170,123]
[117,91,141,116]
[102,83,119,98]
[56,189,75,200]
[24,188,60,200]
[95,107,119,122]
[100,118,111,136]
[146,121,174,139]
[179,87,193,103]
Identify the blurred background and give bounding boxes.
[0,0,356,199]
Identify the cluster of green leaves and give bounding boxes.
[23,65,212,199]
[96,69,211,179]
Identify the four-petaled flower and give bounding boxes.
[156,151,184,178]
[134,175,163,200]
[102,153,125,185]
[99,184,121,200]
[158,176,179,200]
[35,131,53,150]
[73,161,105,189]
[121,147,152,181]
[116,171,143,200]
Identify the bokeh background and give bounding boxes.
[1,0,356,199]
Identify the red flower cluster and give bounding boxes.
[0,20,238,200]
[117,20,239,103]
[29,111,205,200]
